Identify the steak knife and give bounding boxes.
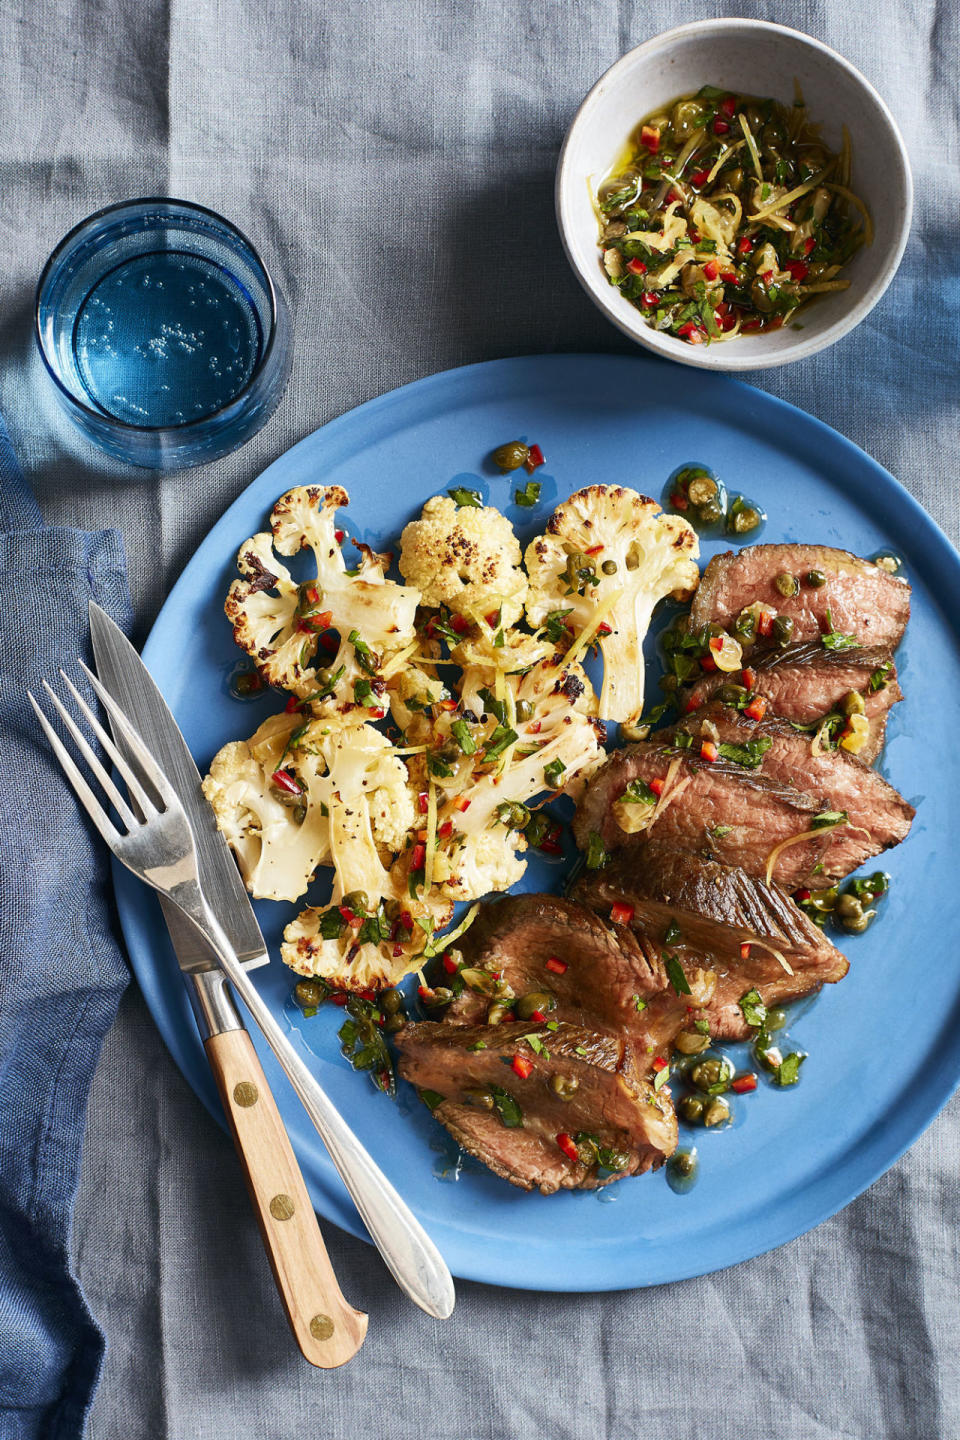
[89,602,369,1367]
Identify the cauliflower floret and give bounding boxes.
[201,720,330,903]
[399,494,528,626]
[524,485,699,725]
[438,830,528,902]
[225,485,421,702]
[319,725,418,855]
[282,911,404,991]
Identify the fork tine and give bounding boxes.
[52,673,157,820]
[76,661,179,811]
[39,680,139,831]
[28,692,122,851]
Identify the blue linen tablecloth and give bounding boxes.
[0,0,958,1436]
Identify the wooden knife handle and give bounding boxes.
[204,1028,368,1368]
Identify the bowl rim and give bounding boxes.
[555,18,914,371]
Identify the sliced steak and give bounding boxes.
[443,893,717,1078]
[684,642,902,764]
[574,843,849,1039]
[690,544,910,648]
[395,1020,677,1193]
[573,742,829,890]
[674,702,914,881]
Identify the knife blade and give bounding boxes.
[88,601,267,975]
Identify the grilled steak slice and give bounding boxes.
[573,742,829,889]
[395,1020,677,1193]
[443,893,716,1077]
[690,544,910,648]
[673,702,914,881]
[574,843,849,1039]
[685,642,902,764]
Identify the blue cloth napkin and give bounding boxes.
[0,416,131,1440]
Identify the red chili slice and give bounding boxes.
[442,952,459,974]
[744,695,767,721]
[737,237,754,255]
[702,259,720,281]
[626,258,647,275]
[285,695,300,714]
[713,117,730,136]
[672,492,689,511]
[700,740,719,763]
[649,778,664,797]
[731,1073,758,1094]
[719,95,737,118]
[720,270,737,283]
[334,529,345,543]
[453,796,471,812]
[417,791,429,814]
[785,261,809,283]
[640,291,659,308]
[585,544,605,555]
[411,842,426,871]
[596,622,612,636]
[652,1056,668,1073]
[803,235,816,255]
[699,654,717,671]
[610,901,635,926]
[545,956,568,975]
[438,819,454,839]
[640,124,660,153]
[511,1053,534,1079]
[794,888,812,903]
[450,614,470,634]
[271,768,302,795]
[556,1132,580,1162]
[689,168,711,187]
[677,321,705,344]
[529,1010,547,1023]
[525,443,545,472]
[740,942,752,960]
[741,666,757,689]
[485,611,500,628]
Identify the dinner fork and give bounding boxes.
[29,664,455,1321]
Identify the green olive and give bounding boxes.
[491,441,529,472]
[380,987,404,1015]
[422,986,454,1009]
[842,690,866,716]
[761,120,787,148]
[835,892,863,920]
[687,475,718,506]
[723,165,744,194]
[671,98,705,142]
[775,571,800,597]
[696,499,724,527]
[550,1074,580,1101]
[294,980,326,1009]
[751,278,774,313]
[516,699,534,721]
[679,1094,706,1124]
[841,909,875,934]
[462,1085,495,1110]
[674,1029,711,1056]
[515,991,557,1020]
[342,890,369,914]
[806,569,827,588]
[691,1056,733,1092]
[765,1006,787,1032]
[601,559,618,575]
[486,1000,511,1025]
[772,615,795,646]
[384,1013,407,1035]
[703,1097,731,1127]
[743,103,765,132]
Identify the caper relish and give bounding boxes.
[597,84,870,345]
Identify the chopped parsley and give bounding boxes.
[716,736,773,769]
[664,954,691,996]
[820,609,859,651]
[585,831,608,870]
[489,1085,523,1128]
[514,479,542,507]
[738,988,767,1029]
[775,1052,805,1086]
[622,777,658,805]
[450,718,477,755]
[448,486,482,508]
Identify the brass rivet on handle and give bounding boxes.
[310,1314,335,1341]
[233,1081,259,1107]
[269,1193,295,1221]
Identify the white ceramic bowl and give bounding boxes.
[556,19,913,370]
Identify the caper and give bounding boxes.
[835,892,863,920]
[775,571,800,598]
[691,1056,732,1092]
[679,1094,706,1124]
[342,890,369,914]
[624,551,640,571]
[687,475,718,506]
[675,1028,711,1056]
[842,909,875,934]
[384,898,401,921]
[486,1000,511,1025]
[703,1097,731,1127]
[696,499,724,527]
[671,98,704,142]
[384,1013,407,1035]
[380,987,404,1015]
[750,278,774,313]
[294,979,326,1009]
[806,569,827,588]
[314,667,333,688]
[772,615,795,646]
[765,1006,787,1032]
[462,1085,495,1110]
[515,990,557,1020]
[718,683,748,705]
[491,441,529,473]
[550,1074,580,1101]
[516,699,534,722]
[731,505,761,535]
[599,1147,632,1172]
[670,1149,698,1178]
[743,103,765,132]
[601,559,618,575]
[723,165,744,194]
[733,611,757,642]
[421,986,454,1009]
[842,690,866,716]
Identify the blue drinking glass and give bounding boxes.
[35,198,292,468]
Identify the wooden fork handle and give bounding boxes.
[204,1027,368,1368]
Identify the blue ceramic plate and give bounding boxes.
[114,354,960,1292]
